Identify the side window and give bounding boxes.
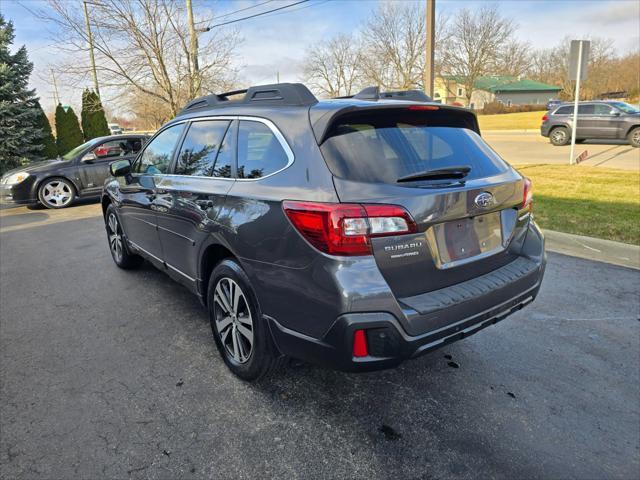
[237,121,289,179]
[577,104,595,115]
[93,138,145,159]
[92,140,126,159]
[175,120,231,177]
[555,106,573,115]
[133,125,183,175]
[594,104,615,115]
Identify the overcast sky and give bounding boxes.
[2,0,639,115]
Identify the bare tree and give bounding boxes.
[301,34,363,98]
[359,2,448,90]
[35,0,241,118]
[494,40,532,77]
[439,5,517,105]
[527,37,624,100]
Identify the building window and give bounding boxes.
[457,87,463,96]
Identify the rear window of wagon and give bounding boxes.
[320,110,509,185]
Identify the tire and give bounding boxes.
[628,127,640,148]
[105,204,143,269]
[37,177,76,209]
[549,126,570,146]
[207,259,285,381]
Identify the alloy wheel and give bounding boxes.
[213,277,254,364]
[632,129,640,146]
[107,213,124,263]
[551,129,567,144]
[42,180,73,207]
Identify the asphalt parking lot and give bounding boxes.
[484,131,640,171]
[1,203,639,479]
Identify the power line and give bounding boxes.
[210,0,275,21]
[206,0,310,29]
[259,0,330,19]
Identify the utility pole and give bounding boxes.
[276,71,280,84]
[51,68,60,105]
[82,1,100,97]
[186,0,200,96]
[424,0,435,98]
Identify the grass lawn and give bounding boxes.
[514,164,640,245]
[478,111,544,131]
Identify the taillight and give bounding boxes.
[541,114,548,122]
[282,201,417,256]
[522,178,533,211]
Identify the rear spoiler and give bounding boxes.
[309,103,481,144]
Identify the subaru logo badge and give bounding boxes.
[474,192,494,209]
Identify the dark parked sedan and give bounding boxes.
[0,134,148,208]
[541,100,640,146]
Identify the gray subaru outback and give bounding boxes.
[102,83,546,381]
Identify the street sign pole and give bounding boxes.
[569,41,583,165]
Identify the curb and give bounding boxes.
[543,229,640,270]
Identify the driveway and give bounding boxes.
[484,131,640,171]
[1,204,639,479]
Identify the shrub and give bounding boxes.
[81,89,110,140]
[478,102,549,115]
[55,104,84,156]
[34,101,57,158]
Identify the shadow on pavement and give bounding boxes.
[0,212,49,227]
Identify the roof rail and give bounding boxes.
[380,90,432,102]
[177,83,318,115]
[339,86,432,103]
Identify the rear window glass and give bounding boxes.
[320,111,509,185]
[555,106,573,114]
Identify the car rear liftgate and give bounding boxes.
[319,106,533,299]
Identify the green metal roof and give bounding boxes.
[442,75,561,93]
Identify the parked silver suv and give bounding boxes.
[541,100,640,147]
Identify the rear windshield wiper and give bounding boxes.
[396,165,471,183]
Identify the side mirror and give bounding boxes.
[612,111,621,117]
[110,159,131,177]
[81,152,97,163]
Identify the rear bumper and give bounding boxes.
[540,124,551,137]
[267,221,546,372]
[267,280,541,372]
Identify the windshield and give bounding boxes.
[611,102,639,114]
[320,110,509,185]
[62,140,94,160]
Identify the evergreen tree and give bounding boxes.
[34,101,57,158]
[81,89,109,140]
[80,89,89,136]
[0,14,43,173]
[55,104,84,156]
